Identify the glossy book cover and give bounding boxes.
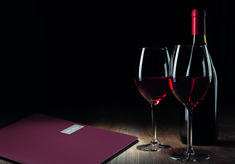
[0,114,138,164]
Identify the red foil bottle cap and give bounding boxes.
[191,9,199,17]
[191,9,199,35]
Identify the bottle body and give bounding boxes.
[180,9,218,145]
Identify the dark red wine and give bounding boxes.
[135,77,170,105]
[179,9,218,145]
[169,76,210,111]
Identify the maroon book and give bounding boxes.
[0,114,138,164]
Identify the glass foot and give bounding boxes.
[170,151,210,162]
[137,142,172,151]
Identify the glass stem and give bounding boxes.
[186,109,195,155]
[151,104,159,144]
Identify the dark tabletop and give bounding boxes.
[0,104,234,164]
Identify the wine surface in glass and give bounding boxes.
[169,76,210,110]
[135,77,170,105]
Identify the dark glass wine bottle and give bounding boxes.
[180,9,218,145]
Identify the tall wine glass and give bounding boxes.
[169,44,212,161]
[135,47,172,151]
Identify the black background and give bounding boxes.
[3,2,234,117]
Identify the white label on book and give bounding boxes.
[60,124,84,135]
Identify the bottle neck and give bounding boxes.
[191,9,207,45]
[192,34,207,45]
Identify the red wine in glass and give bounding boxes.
[135,77,170,105]
[169,44,212,161]
[169,77,210,110]
[135,47,172,151]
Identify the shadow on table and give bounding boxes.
[216,140,235,148]
[0,157,20,164]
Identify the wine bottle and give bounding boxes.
[180,9,218,145]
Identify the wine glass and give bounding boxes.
[168,44,212,161]
[135,47,172,151]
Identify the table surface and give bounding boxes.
[0,106,234,164]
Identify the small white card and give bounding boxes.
[60,124,84,135]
